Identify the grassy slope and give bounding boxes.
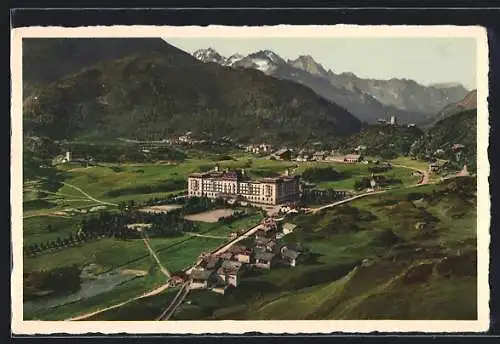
[174,177,477,320]
[410,109,477,171]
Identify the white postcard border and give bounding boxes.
[10,24,490,335]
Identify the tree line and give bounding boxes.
[24,196,264,258]
[217,210,250,225]
[24,230,102,258]
[354,175,402,191]
[301,188,348,205]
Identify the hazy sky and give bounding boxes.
[165,37,477,90]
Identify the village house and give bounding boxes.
[280,246,303,267]
[178,131,193,144]
[344,154,362,163]
[246,143,271,154]
[254,251,277,269]
[429,162,440,173]
[218,252,234,261]
[189,268,214,290]
[312,151,328,161]
[255,222,278,242]
[200,255,222,271]
[282,223,297,235]
[255,233,275,248]
[216,260,244,287]
[324,155,343,162]
[168,272,188,287]
[272,148,292,161]
[228,245,252,264]
[264,239,278,252]
[324,153,362,163]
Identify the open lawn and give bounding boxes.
[23,215,82,247]
[184,209,235,223]
[154,237,227,272]
[196,213,264,237]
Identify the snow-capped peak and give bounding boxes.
[249,50,285,65]
[225,53,245,66]
[288,55,329,78]
[228,50,286,74]
[193,48,227,65]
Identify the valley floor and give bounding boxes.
[21,155,477,321]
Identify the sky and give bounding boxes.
[165,37,477,90]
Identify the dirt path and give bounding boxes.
[391,164,430,186]
[57,180,118,207]
[141,231,171,278]
[66,282,171,321]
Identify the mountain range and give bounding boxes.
[22,38,361,146]
[192,47,471,125]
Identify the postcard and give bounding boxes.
[11,24,490,334]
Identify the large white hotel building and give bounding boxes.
[187,165,301,205]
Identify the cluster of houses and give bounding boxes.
[260,147,365,164]
[245,143,272,154]
[177,220,304,295]
[295,151,363,164]
[173,132,246,149]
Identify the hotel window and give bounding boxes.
[264,185,272,197]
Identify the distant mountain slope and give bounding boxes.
[332,124,424,157]
[23,38,188,86]
[192,48,469,126]
[434,90,478,122]
[23,39,362,145]
[410,109,477,171]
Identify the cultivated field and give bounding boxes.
[184,209,235,223]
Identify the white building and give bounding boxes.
[188,166,301,205]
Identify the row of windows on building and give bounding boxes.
[198,182,273,196]
[193,191,276,204]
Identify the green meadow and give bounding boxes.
[173,177,477,320]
